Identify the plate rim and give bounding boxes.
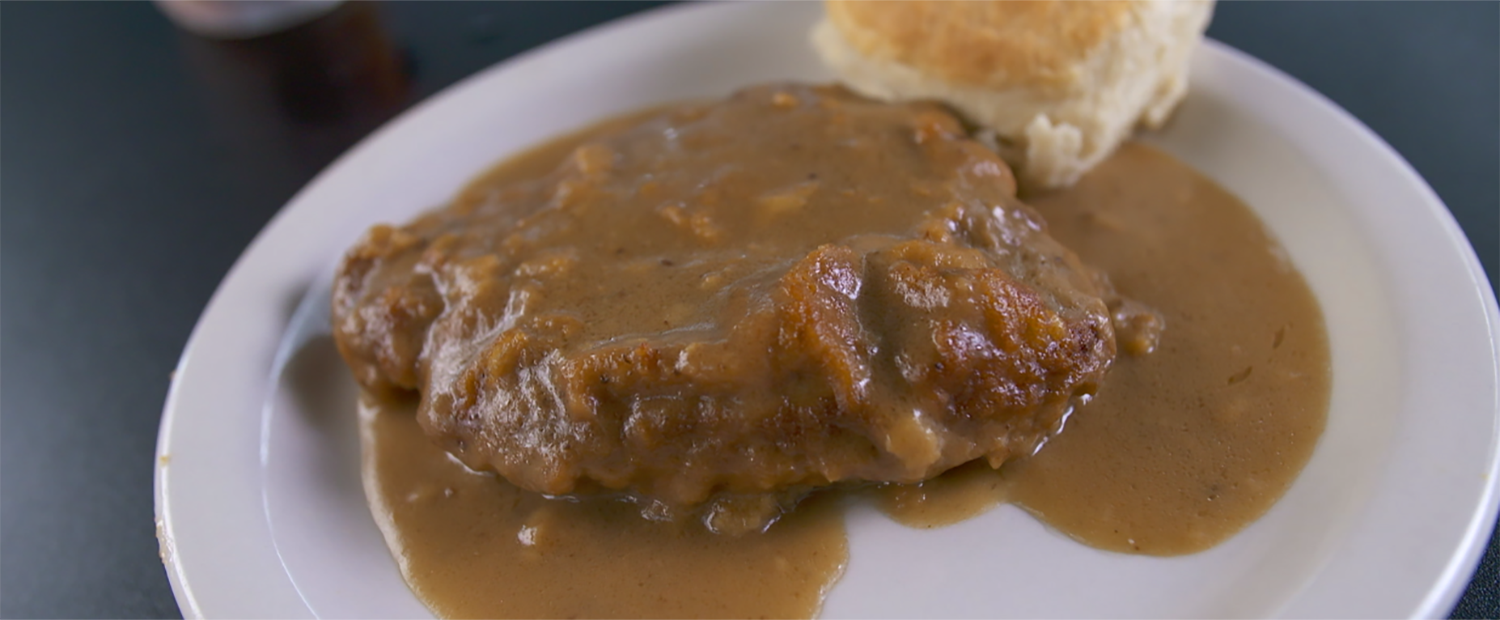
[153,3,1500,618]
[1199,42,1500,619]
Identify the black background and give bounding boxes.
[2,2,1496,618]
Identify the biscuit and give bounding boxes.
[814,0,1214,188]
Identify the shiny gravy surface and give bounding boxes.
[358,105,1329,618]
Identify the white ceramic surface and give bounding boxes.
[154,3,1500,618]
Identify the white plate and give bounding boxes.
[154,3,1500,618]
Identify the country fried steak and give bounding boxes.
[332,84,1126,533]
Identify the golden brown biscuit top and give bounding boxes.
[825,0,1135,93]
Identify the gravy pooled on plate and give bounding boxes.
[338,84,1330,618]
[876,143,1330,556]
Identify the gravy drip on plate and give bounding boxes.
[362,395,847,619]
[359,121,1330,616]
[878,143,1331,556]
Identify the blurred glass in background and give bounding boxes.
[156,0,344,39]
[162,0,413,181]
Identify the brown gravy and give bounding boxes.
[358,118,1329,616]
[334,85,1119,529]
[362,395,846,619]
[876,143,1331,557]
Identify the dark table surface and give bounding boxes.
[2,2,1496,618]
